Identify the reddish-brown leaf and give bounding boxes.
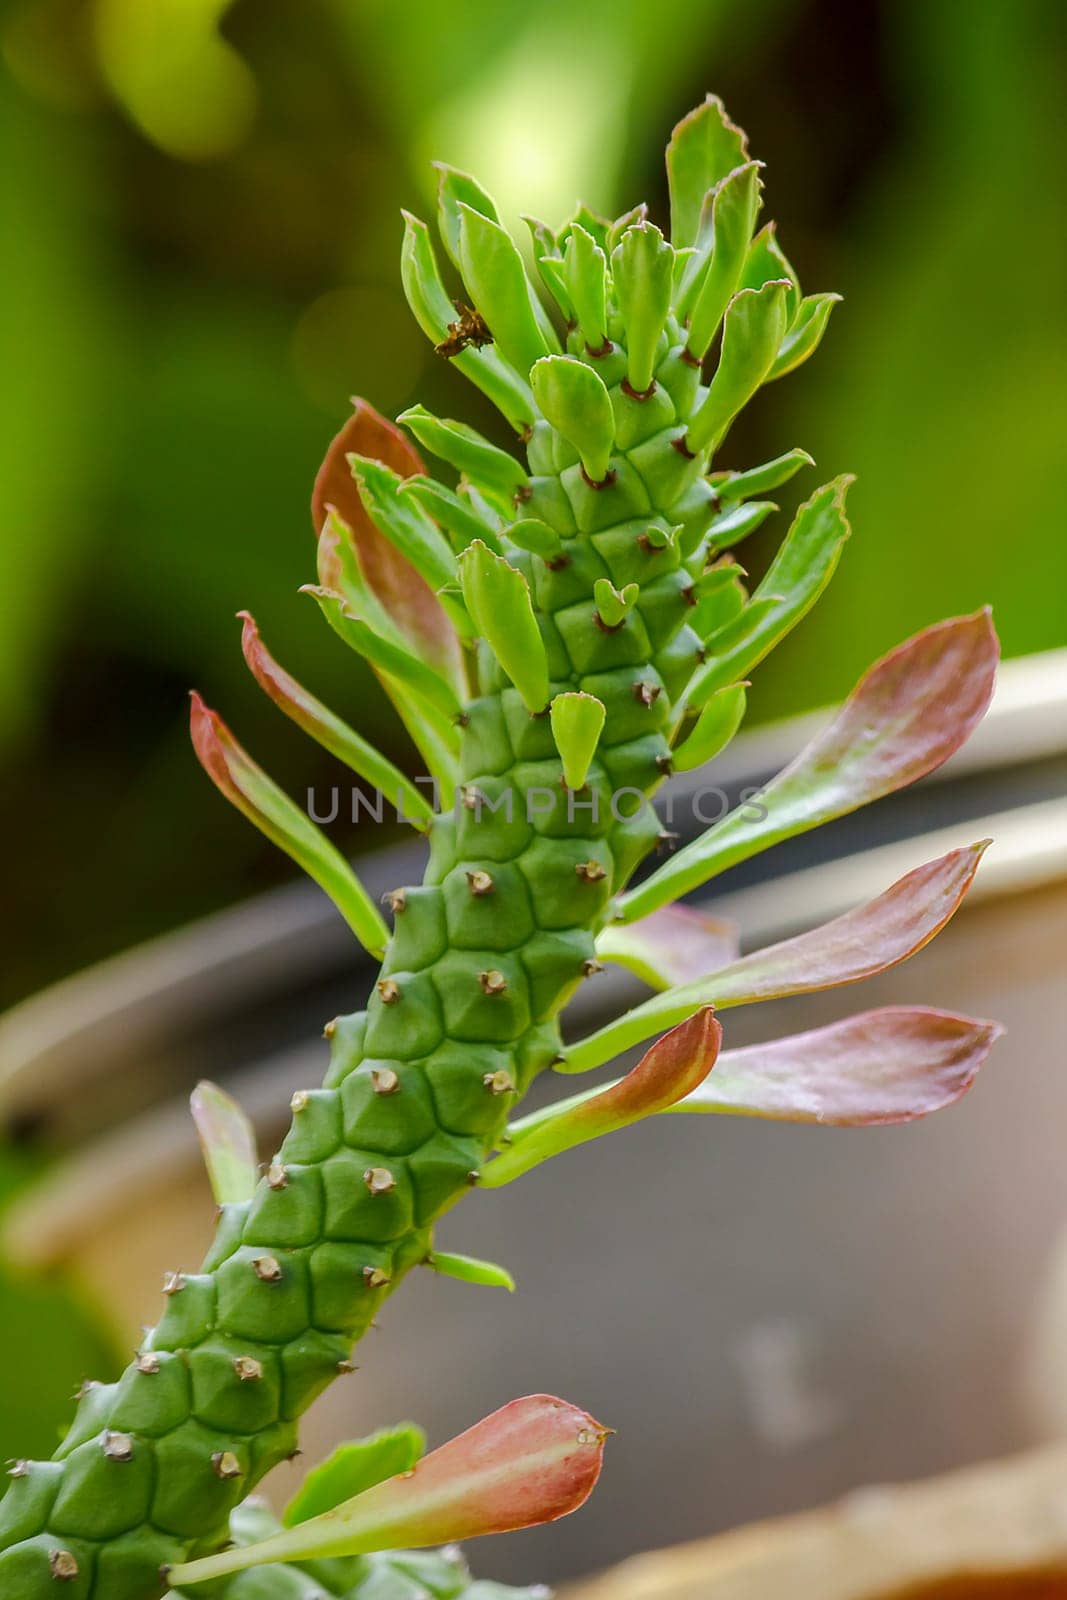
[485,1009,722,1184]
[672,1006,1003,1125]
[621,609,999,922]
[311,399,461,680]
[168,1396,608,1582]
[566,842,988,1071]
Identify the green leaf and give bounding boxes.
[427,1252,516,1292]
[560,203,612,251]
[524,215,573,320]
[691,564,746,643]
[704,498,779,553]
[458,204,552,376]
[769,292,842,381]
[434,162,502,271]
[593,577,638,628]
[673,682,748,771]
[739,221,801,320]
[189,695,389,958]
[400,211,535,430]
[685,162,764,359]
[611,222,674,392]
[457,541,550,714]
[530,355,615,483]
[283,1426,426,1527]
[503,517,564,560]
[617,611,998,926]
[240,612,435,829]
[483,1009,721,1185]
[712,447,815,502]
[563,224,608,351]
[301,585,464,723]
[549,692,606,790]
[687,279,791,454]
[667,94,750,249]
[189,1081,258,1206]
[686,477,852,704]
[350,456,456,593]
[398,474,503,556]
[399,405,528,510]
[607,202,650,252]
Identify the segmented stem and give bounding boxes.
[0,326,723,1597]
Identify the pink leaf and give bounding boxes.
[483,1009,722,1185]
[565,842,988,1071]
[621,609,999,922]
[311,399,462,684]
[706,841,990,1007]
[598,904,741,990]
[671,1007,1003,1125]
[167,1396,608,1584]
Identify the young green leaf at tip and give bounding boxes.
[434,161,501,269]
[458,540,550,713]
[400,209,535,432]
[550,692,606,791]
[399,404,529,510]
[189,693,389,958]
[739,219,800,315]
[769,292,842,381]
[687,278,791,455]
[190,1081,258,1206]
[168,1395,608,1583]
[667,93,749,249]
[457,203,553,377]
[483,1008,722,1185]
[283,1425,426,1528]
[684,161,764,358]
[531,355,616,484]
[563,224,609,351]
[686,476,852,705]
[611,221,674,393]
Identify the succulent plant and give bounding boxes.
[0,94,1001,1597]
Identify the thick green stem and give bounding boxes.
[0,330,717,1597]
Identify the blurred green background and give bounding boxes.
[0,0,1062,1453]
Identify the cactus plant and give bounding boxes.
[0,94,1003,1598]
